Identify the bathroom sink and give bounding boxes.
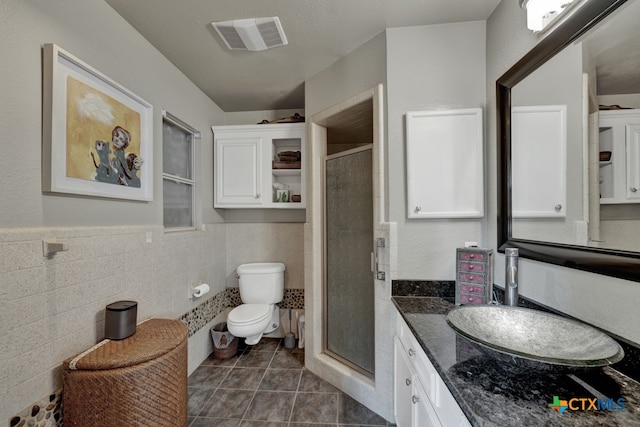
[446,305,624,368]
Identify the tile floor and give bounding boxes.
[188,338,394,426]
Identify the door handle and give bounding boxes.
[372,238,385,280]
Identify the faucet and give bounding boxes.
[505,248,519,306]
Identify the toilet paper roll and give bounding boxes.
[192,283,210,298]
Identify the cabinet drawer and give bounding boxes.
[457,262,485,273]
[457,293,484,305]
[457,251,487,262]
[397,317,437,402]
[457,283,485,295]
[457,272,485,284]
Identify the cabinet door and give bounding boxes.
[626,125,640,200]
[215,135,263,206]
[413,379,442,427]
[406,109,484,219]
[394,338,414,427]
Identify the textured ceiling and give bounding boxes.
[105,0,500,112]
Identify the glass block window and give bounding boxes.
[162,112,198,229]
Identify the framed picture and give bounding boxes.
[42,43,153,201]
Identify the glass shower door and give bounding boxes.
[324,147,374,374]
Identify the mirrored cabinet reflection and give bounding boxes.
[599,109,640,204]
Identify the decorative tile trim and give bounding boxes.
[179,288,304,337]
[179,289,229,337]
[278,288,305,309]
[9,389,62,427]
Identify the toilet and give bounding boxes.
[227,262,285,345]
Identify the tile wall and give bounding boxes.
[2,222,304,426]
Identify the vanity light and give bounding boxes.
[211,17,288,51]
[519,0,581,32]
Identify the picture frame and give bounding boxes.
[42,43,153,201]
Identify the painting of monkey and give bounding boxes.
[65,76,143,187]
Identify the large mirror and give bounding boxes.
[498,0,640,282]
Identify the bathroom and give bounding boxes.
[3,0,640,425]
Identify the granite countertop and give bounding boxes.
[392,296,640,427]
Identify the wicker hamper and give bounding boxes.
[63,318,188,427]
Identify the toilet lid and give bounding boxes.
[228,304,272,325]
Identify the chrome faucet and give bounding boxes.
[505,248,519,306]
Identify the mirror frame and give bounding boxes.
[497,0,640,283]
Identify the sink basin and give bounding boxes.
[446,305,624,368]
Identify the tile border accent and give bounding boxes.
[181,288,305,337]
[9,389,62,427]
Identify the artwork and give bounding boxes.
[43,44,153,201]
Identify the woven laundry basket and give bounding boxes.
[63,318,188,427]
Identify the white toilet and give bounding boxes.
[227,262,285,345]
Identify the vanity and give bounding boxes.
[391,1,640,425]
[392,293,640,426]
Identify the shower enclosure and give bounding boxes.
[324,146,374,375]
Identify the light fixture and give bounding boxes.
[520,0,579,32]
[211,17,288,51]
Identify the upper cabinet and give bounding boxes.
[599,109,640,204]
[405,108,484,219]
[212,123,306,209]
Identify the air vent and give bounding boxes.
[211,17,288,51]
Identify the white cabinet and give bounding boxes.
[405,109,484,219]
[511,105,567,218]
[394,338,440,427]
[212,123,305,208]
[395,316,471,427]
[599,110,640,204]
[215,134,263,206]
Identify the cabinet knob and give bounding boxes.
[405,378,412,386]
[414,206,422,213]
[408,348,415,357]
[631,187,638,193]
[255,193,261,199]
[412,395,420,404]
[554,204,562,211]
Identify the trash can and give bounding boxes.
[211,322,238,359]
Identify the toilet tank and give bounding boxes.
[237,262,285,304]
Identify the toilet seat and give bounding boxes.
[227,304,276,345]
[228,304,272,325]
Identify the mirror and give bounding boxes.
[498,0,640,282]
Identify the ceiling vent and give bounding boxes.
[211,17,288,51]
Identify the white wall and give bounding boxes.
[305,31,387,118]
[225,223,304,289]
[0,0,225,229]
[386,22,487,279]
[487,0,640,344]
